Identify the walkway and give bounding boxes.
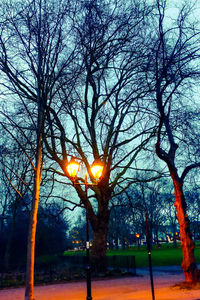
[0,266,200,300]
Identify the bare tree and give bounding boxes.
[122,178,170,243]
[146,0,200,283]
[43,0,156,270]
[0,0,75,298]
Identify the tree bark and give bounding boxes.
[91,225,108,273]
[173,177,199,283]
[25,144,42,300]
[25,161,41,299]
[156,137,199,283]
[91,207,110,273]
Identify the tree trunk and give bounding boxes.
[156,134,199,283]
[173,179,199,283]
[25,147,42,300]
[92,227,108,273]
[91,215,109,273]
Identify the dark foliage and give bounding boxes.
[0,202,69,271]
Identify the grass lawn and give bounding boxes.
[107,246,184,267]
[108,242,200,267]
[63,242,200,268]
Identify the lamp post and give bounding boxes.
[145,212,155,300]
[135,233,140,249]
[67,158,104,300]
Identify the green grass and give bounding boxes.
[108,243,200,267]
[63,250,85,256]
[106,246,180,267]
[63,242,200,268]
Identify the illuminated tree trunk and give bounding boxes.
[172,175,199,283]
[25,143,42,300]
[156,130,200,283]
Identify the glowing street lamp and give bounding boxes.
[67,158,104,181]
[90,160,104,181]
[67,157,104,300]
[67,158,80,178]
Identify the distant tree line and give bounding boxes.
[71,179,200,250]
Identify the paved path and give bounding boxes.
[1,266,200,300]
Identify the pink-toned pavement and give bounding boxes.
[1,270,200,300]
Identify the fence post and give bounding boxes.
[126,256,129,272]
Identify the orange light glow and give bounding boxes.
[136,233,140,238]
[67,158,80,178]
[91,160,104,180]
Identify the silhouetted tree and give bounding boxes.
[44,0,155,271]
[0,0,75,298]
[146,0,200,283]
